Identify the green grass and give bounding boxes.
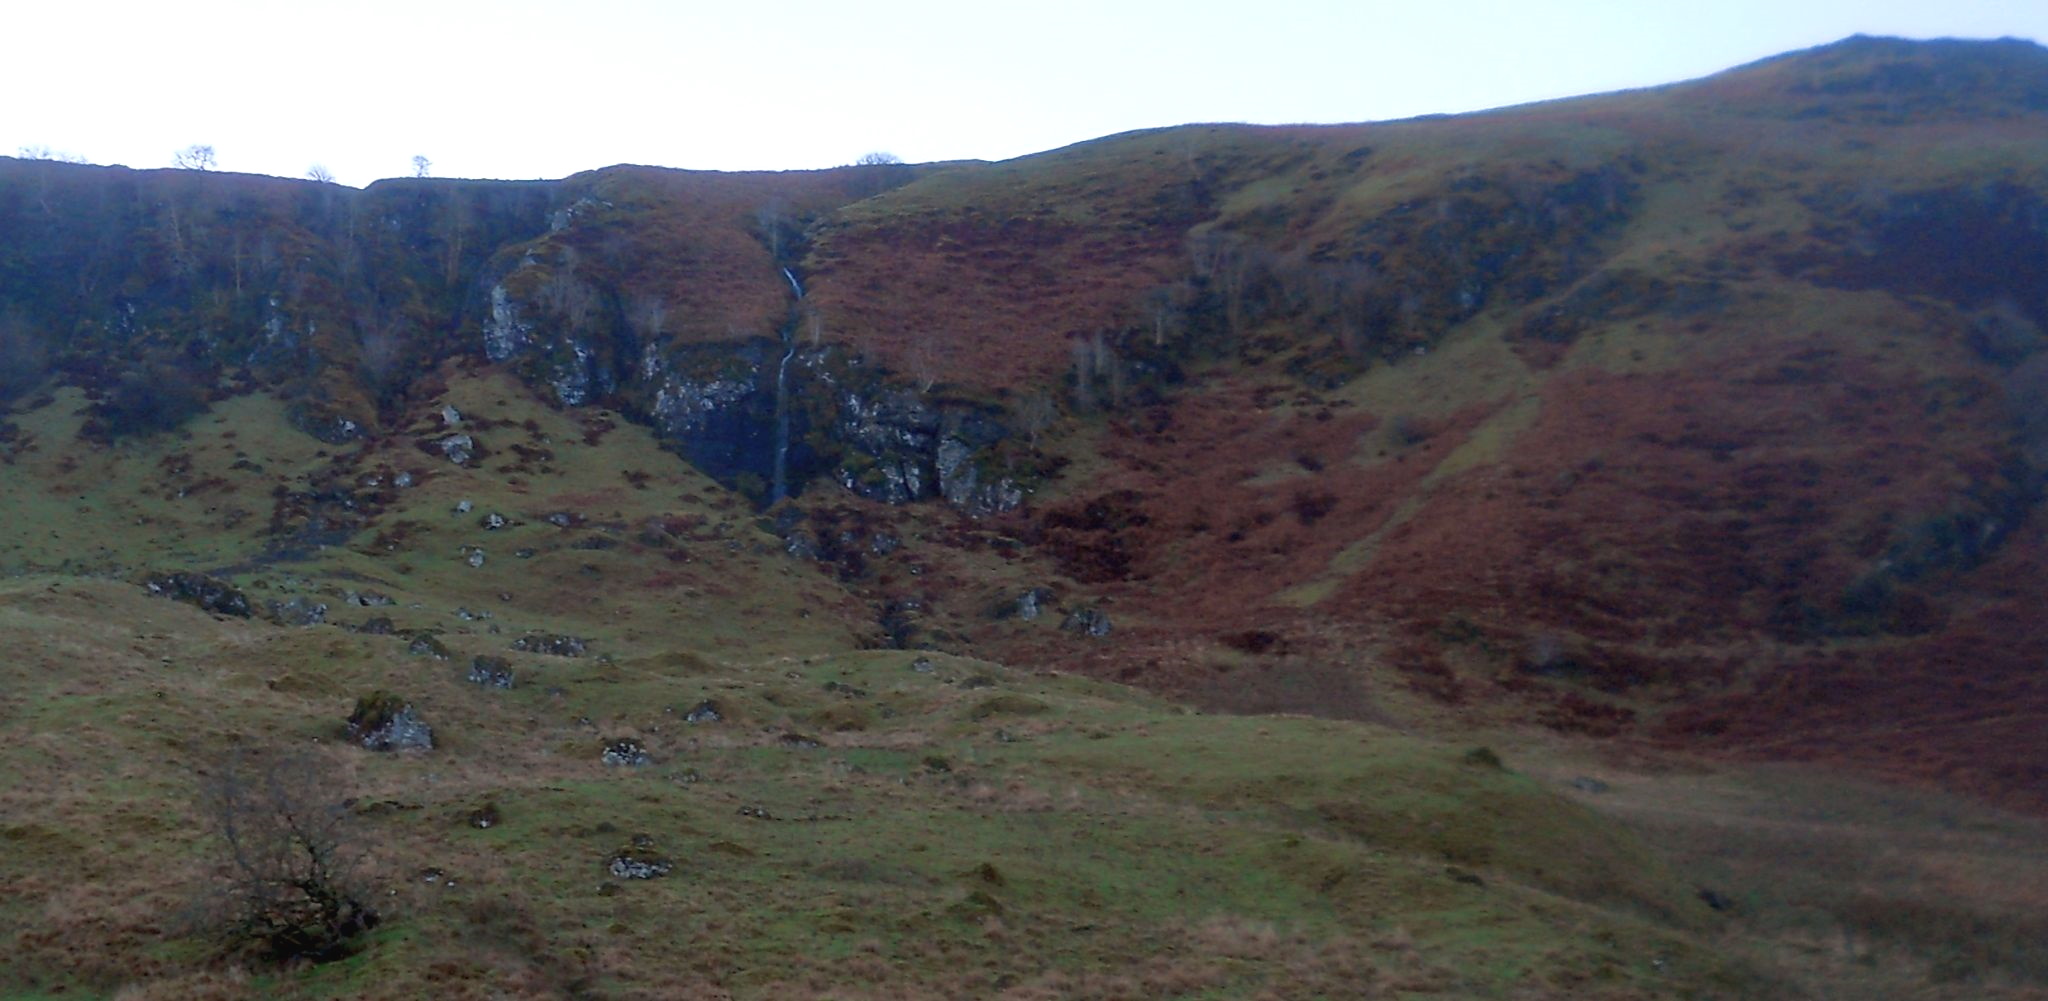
[9,53,2048,993]
[0,560,1780,1000]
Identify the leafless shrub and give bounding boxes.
[2006,352,2048,468]
[0,308,50,404]
[198,749,380,963]
[172,144,216,170]
[1013,391,1059,446]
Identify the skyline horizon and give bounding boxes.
[8,7,2046,187]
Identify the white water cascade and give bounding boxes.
[770,268,803,503]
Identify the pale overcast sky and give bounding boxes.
[6,0,2045,185]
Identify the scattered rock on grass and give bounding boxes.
[1060,606,1112,637]
[682,700,722,724]
[1014,587,1054,621]
[438,434,474,464]
[142,571,251,618]
[511,633,587,657]
[267,596,328,626]
[348,692,434,752]
[467,801,501,829]
[407,633,451,659]
[608,836,672,879]
[601,738,651,767]
[467,656,515,689]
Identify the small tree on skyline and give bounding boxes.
[173,144,217,170]
[306,164,336,184]
[411,154,431,178]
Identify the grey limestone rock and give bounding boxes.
[1060,606,1113,638]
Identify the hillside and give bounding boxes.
[2,34,2047,1000]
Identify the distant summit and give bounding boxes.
[1693,34,2048,119]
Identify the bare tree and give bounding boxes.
[0,308,49,404]
[306,164,336,184]
[411,154,432,178]
[542,269,600,333]
[755,199,791,262]
[846,151,912,198]
[2007,353,2048,469]
[1140,282,1195,348]
[354,303,414,406]
[1069,337,1096,412]
[907,333,945,393]
[1014,391,1059,446]
[438,191,474,283]
[16,145,86,163]
[628,293,668,345]
[1069,332,1126,412]
[199,749,380,962]
[1188,230,1266,338]
[173,144,217,170]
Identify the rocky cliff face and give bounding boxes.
[0,156,1034,512]
[6,36,2048,810]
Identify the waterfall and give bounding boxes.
[770,267,803,503]
[770,333,795,503]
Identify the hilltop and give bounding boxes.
[2,34,2047,1000]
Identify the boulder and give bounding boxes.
[511,633,587,657]
[407,633,451,659]
[141,571,251,618]
[1060,606,1113,638]
[601,738,651,767]
[347,692,433,752]
[438,434,474,465]
[267,596,328,627]
[1014,587,1054,621]
[466,656,516,689]
[607,835,672,879]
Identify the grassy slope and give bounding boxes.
[1,374,2042,999]
[0,583,1758,999]
[3,36,2047,1001]
[785,40,2048,812]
